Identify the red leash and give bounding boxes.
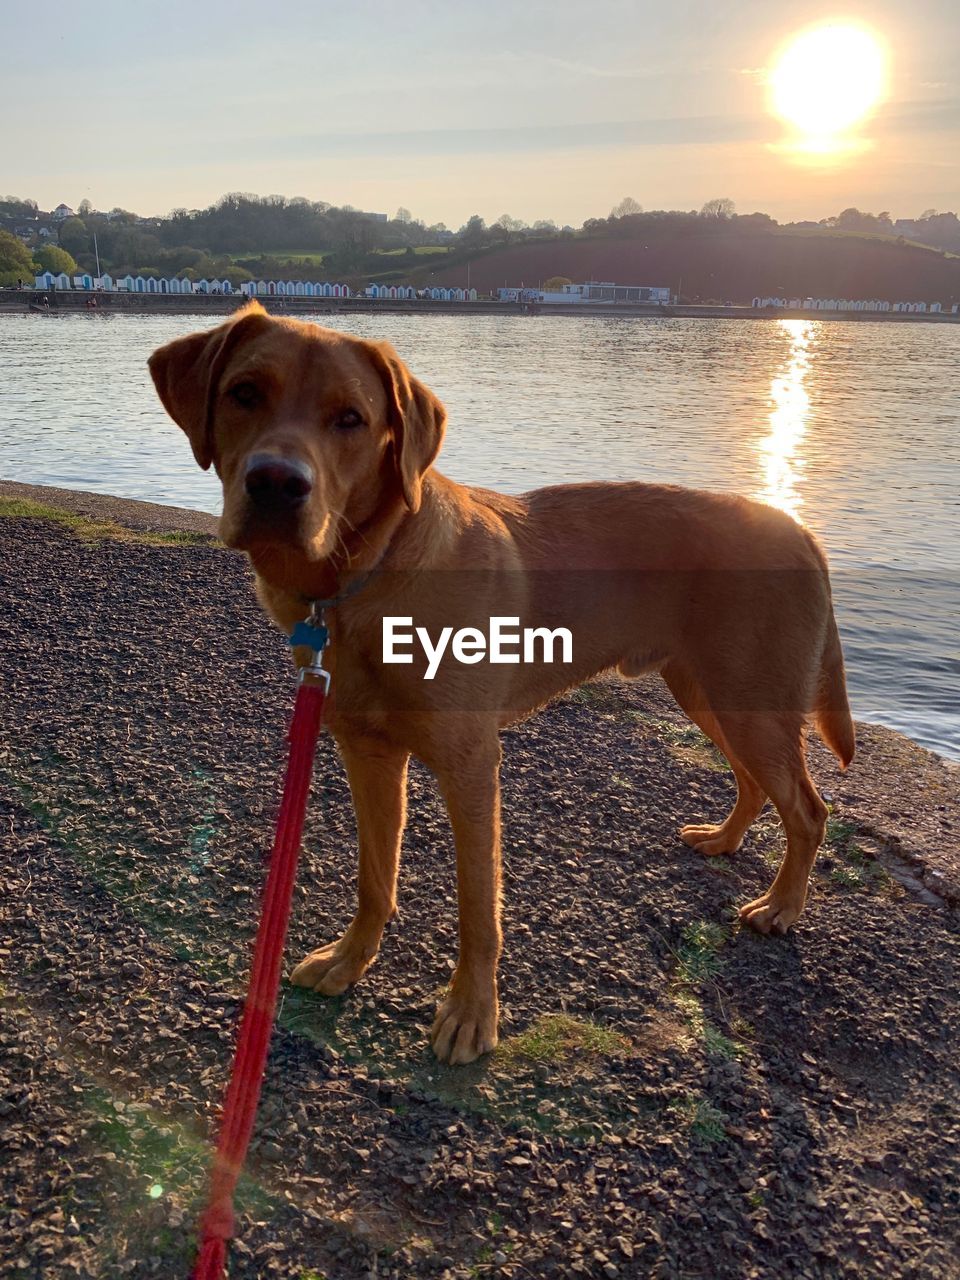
[191,616,330,1280]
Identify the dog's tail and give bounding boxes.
[814,615,856,769]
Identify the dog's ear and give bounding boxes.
[367,340,447,513]
[148,302,270,471]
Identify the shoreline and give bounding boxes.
[3,478,958,769]
[2,286,959,324]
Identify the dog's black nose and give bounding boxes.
[244,454,314,508]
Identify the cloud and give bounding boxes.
[258,115,764,163]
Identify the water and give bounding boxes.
[1,312,958,759]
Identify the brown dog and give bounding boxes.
[149,302,855,1065]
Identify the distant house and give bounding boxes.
[240,279,352,299]
[52,203,75,220]
[497,280,670,305]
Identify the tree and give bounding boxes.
[1,195,39,218]
[457,215,487,249]
[834,207,892,234]
[610,196,642,218]
[59,217,90,257]
[700,197,736,219]
[495,213,526,231]
[35,244,78,275]
[532,218,558,232]
[77,198,93,217]
[395,206,412,223]
[0,229,37,284]
[544,276,572,290]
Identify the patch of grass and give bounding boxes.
[676,920,729,984]
[825,814,857,849]
[299,1271,329,1280]
[704,855,736,876]
[823,810,890,893]
[674,990,745,1061]
[569,682,623,713]
[0,497,218,547]
[669,1095,728,1144]
[671,921,748,1061]
[639,716,730,773]
[497,1014,629,1065]
[702,1022,745,1061]
[374,246,450,257]
[229,249,330,264]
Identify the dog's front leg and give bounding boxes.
[290,736,409,996]
[430,741,503,1065]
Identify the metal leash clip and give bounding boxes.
[289,602,331,693]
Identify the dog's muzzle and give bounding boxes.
[244,454,314,511]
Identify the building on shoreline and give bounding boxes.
[497,280,672,305]
[33,271,238,295]
[751,295,955,314]
[241,280,351,299]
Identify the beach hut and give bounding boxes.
[98,274,114,291]
[55,272,72,290]
[34,271,56,290]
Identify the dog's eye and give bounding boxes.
[228,382,260,409]
[335,408,365,430]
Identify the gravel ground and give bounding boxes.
[1,490,958,1280]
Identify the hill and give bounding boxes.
[423,230,960,305]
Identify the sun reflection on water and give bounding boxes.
[758,318,813,518]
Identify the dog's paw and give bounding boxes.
[289,937,374,996]
[430,985,499,1066]
[739,889,803,935]
[680,823,744,856]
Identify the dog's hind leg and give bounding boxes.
[661,662,766,855]
[290,736,409,996]
[716,712,828,935]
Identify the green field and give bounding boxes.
[226,249,330,264]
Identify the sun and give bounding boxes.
[768,23,887,152]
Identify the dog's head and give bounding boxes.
[148,302,446,569]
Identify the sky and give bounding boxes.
[3,0,958,226]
